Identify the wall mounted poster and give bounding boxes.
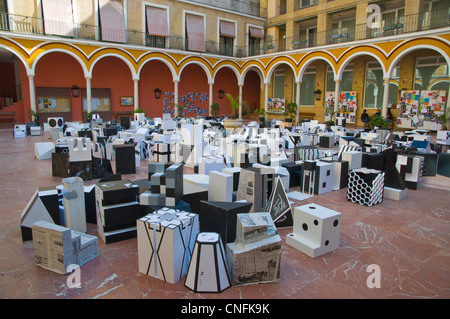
[324,92,357,123]
[267,98,285,114]
[419,90,446,119]
[397,90,420,128]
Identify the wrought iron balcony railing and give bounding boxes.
[0,8,448,58]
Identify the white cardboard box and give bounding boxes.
[137,208,199,284]
[286,203,341,258]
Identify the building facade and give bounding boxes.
[0,0,449,128]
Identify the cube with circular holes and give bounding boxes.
[286,203,341,258]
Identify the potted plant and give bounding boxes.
[210,102,220,118]
[254,108,265,122]
[370,113,389,129]
[132,107,146,122]
[324,106,337,128]
[170,102,187,118]
[223,93,243,129]
[28,109,39,123]
[284,102,297,122]
[86,111,94,122]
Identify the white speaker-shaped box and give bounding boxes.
[286,203,341,258]
[47,117,64,128]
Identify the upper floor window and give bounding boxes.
[295,0,318,11]
[41,0,75,37]
[248,26,264,56]
[185,13,205,52]
[98,0,126,43]
[145,6,169,48]
[219,20,235,56]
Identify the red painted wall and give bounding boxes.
[0,62,15,95]
[214,67,239,116]
[91,56,134,116]
[10,51,261,123]
[243,70,261,114]
[139,59,174,117]
[34,52,85,121]
[178,64,209,117]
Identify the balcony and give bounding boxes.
[0,8,448,58]
[272,8,449,53]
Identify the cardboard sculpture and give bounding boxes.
[69,138,92,162]
[14,124,26,138]
[69,160,93,181]
[295,146,320,161]
[381,148,408,200]
[20,187,61,241]
[436,130,450,146]
[282,162,302,188]
[114,144,136,174]
[137,208,199,284]
[265,176,293,228]
[319,158,349,190]
[409,152,438,177]
[286,203,341,258]
[199,200,253,244]
[84,185,97,224]
[301,160,316,195]
[32,220,98,275]
[140,163,184,209]
[95,179,141,244]
[52,153,69,177]
[396,154,424,190]
[361,152,384,171]
[226,213,281,286]
[34,142,55,160]
[185,232,231,293]
[208,170,233,202]
[222,167,241,191]
[62,177,86,233]
[301,160,333,195]
[341,150,362,172]
[347,168,385,207]
[236,167,274,212]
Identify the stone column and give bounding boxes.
[28,75,36,119]
[86,76,92,114]
[334,79,340,113]
[264,82,269,121]
[134,79,139,110]
[295,80,301,124]
[209,82,213,116]
[174,80,179,117]
[382,78,390,117]
[238,84,243,119]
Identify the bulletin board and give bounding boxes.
[396,90,446,129]
[324,92,335,121]
[267,98,286,114]
[36,87,71,113]
[82,88,111,112]
[419,90,446,119]
[327,91,357,124]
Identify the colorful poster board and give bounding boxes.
[267,98,286,114]
[324,91,357,123]
[397,90,446,129]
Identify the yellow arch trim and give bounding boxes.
[336,45,388,72]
